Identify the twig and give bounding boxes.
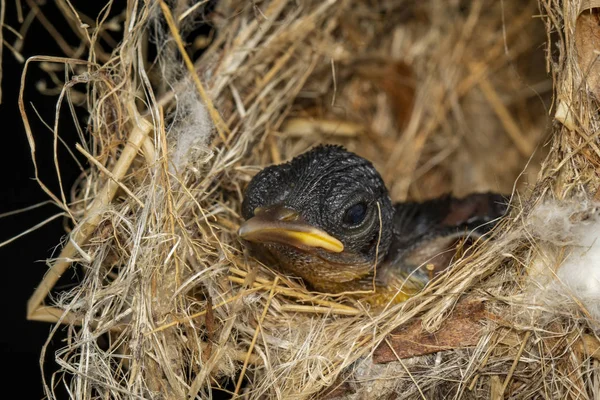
[28,306,82,325]
[501,331,531,394]
[26,115,153,319]
[278,304,360,316]
[75,143,144,208]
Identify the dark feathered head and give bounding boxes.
[239,145,395,292]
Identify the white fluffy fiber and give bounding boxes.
[169,79,214,172]
[526,200,600,321]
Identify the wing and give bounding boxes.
[378,192,508,289]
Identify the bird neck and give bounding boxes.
[307,258,425,306]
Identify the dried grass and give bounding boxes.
[15,0,600,398]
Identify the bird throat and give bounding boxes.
[253,242,424,304]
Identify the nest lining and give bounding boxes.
[17,0,600,399]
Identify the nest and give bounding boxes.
[19,0,600,398]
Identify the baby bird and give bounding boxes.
[239,145,507,303]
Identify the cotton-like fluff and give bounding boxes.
[526,200,600,321]
[169,80,214,173]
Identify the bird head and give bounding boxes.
[239,145,395,292]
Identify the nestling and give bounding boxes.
[239,145,507,303]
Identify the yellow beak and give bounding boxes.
[238,206,344,253]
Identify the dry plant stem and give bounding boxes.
[142,137,156,164]
[147,286,266,334]
[178,0,210,22]
[384,338,427,400]
[15,0,22,22]
[54,0,95,51]
[234,277,280,397]
[27,306,126,333]
[199,342,262,366]
[387,4,536,191]
[277,304,360,316]
[576,334,600,359]
[227,274,360,313]
[75,143,145,208]
[281,118,363,137]
[498,329,600,362]
[0,212,64,248]
[501,330,531,394]
[268,135,281,163]
[159,0,229,143]
[477,74,534,157]
[468,332,497,390]
[158,106,183,306]
[210,0,289,99]
[19,56,93,213]
[28,305,83,325]
[489,375,503,400]
[26,116,153,319]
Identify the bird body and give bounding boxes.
[239,145,506,303]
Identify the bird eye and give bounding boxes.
[343,202,368,226]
